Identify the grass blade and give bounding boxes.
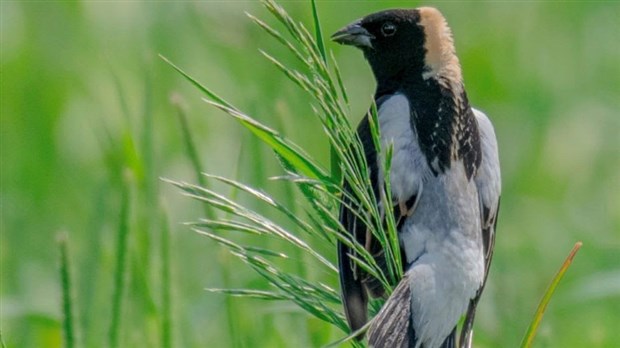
[201,98,332,185]
[161,53,332,186]
[58,232,77,348]
[205,288,289,300]
[160,203,173,348]
[520,241,583,348]
[109,175,131,348]
[310,0,326,64]
[166,0,407,341]
[159,54,233,109]
[170,93,216,220]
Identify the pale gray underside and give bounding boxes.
[368,95,501,348]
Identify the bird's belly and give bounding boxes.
[406,242,483,348]
[399,164,485,347]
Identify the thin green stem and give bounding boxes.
[521,241,583,348]
[109,176,131,348]
[58,232,76,348]
[171,94,216,220]
[160,204,173,348]
[310,0,326,64]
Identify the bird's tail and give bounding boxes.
[367,273,414,348]
[367,272,458,348]
[440,327,457,348]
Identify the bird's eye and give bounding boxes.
[381,22,397,37]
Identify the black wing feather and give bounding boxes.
[339,95,417,334]
[338,114,379,333]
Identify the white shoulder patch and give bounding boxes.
[473,108,501,210]
[377,94,430,205]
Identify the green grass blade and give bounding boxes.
[159,203,173,348]
[160,55,332,185]
[141,67,156,204]
[330,51,349,106]
[246,13,307,66]
[325,320,372,348]
[329,145,342,194]
[205,288,289,300]
[58,232,76,348]
[196,228,344,326]
[159,54,233,109]
[310,0,326,64]
[109,176,131,348]
[203,174,318,239]
[520,241,583,348]
[169,0,407,341]
[201,98,332,185]
[170,94,216,220]
[175,179,337,272]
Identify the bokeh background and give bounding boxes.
[2,1,619,347]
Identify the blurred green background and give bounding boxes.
[2,1,619,347]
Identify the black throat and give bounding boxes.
[376,74,481,180]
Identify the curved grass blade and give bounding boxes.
[58,232,77,348]
[310,0,326,64]
[109,177,130,348]
[520,241,583,348]
[170,94,215,219]
[161,55,331,185]
[159,54,232,109]
[205,288,289,301]
[201,98,332,185]
[324,320,372,348]
[159,204,173,348]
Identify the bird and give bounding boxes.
[331,7,501,348]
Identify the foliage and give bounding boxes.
[2,1,619,347]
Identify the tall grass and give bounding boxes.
[521,242,583,348]
[108,174,131,348]
[164,1,584,347]
[58,233,77,348]
[3,1,607,347]
[162,0,403,345]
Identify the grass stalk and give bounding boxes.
[520,241,583,348]
[164,0,421,344]
[109,175,131,348]
[170,94,215,219]
[310,0,326,64]
[222,145,246,348]
[169,95,241,347]
[139,67,155,269]
[160,205,173,348]
[58,232,77,348]
[160,203,173,348]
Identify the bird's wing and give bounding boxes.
[338,111,379,332]
[460,108,501,348]
[338,95,418,333]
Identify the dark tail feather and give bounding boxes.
[338,240,368,335]
[441,326,457,348]
[368,273,414,348]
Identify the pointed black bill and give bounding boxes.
[331,23,374,49]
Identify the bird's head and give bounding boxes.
[332,7,462,88]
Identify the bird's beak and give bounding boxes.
[331,22,374,49]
